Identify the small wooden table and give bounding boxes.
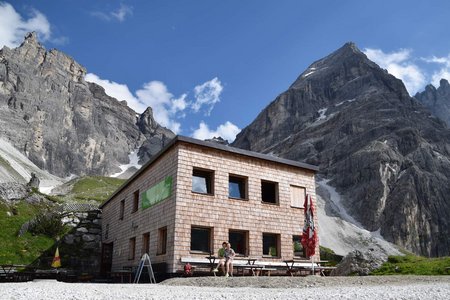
[205,255,217,275]
[283,259,328,276]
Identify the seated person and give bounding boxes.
[213,242,228,274]
[224,242,235,277]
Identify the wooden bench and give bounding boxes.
[181,257,267,276]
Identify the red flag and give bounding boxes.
[301,194,317,258]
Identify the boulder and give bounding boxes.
[331,249,388,276]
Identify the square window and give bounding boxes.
[157,227,167,255]
[229,175,247,199]
[290,186,305,208]
[128,237,136,260]
[229,230,248,256]
[132,190,139,213]
[261,180,278,204]
[293,235,304,257]
[142,232,150,255]
[190,226,212,253]
[263,233,280,257]
[119,199,125,220]
[192,168,214,194]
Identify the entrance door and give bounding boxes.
[100,242,113,275]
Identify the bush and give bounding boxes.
[29,212,65,238]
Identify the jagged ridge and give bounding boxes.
[0,32,174,179]
[233,42,450,257]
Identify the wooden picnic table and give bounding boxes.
[0,264,27,281]
[283,259,328,276]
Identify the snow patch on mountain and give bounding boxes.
[110,150,142,178]
[316,178,402,256]
[0,138,64,193]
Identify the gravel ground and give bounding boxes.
[0,276,448,300]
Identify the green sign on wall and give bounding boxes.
[141,176,173,209]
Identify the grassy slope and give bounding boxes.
[0,176,125,265]
[58,176,125,203]
[0,202,54,264]
[371,254,450,275]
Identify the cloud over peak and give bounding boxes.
[364,48,426,95]
[192,121,241,143]
[0,2,50,48]
[85,73,226,136]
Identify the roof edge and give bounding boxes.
[100,135,318,208]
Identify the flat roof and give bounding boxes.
[99,135,318,208]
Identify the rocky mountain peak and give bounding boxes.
[415,78,450,126]
[233,43,450,257]
[0,33,174,179]
[289,42,407,100]
[22,32,40,47]
[440,78,450,88]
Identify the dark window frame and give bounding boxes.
[157,227,167,255]
[261,180,279,205]
[132,190,139,213]
[119,199,125,220]
[128,237,136,260]
[293,235,305,258]
[262,233,280,258]
[192,168,214,195]
[190,226,212,254]
[142,232,150,256]
[228,174,248,200]
[228,229,249,256]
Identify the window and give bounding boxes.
[290,185,305,208]
[190,226,212,253]
[142,232,150,255]
[229,230,248,256]
[119,199,125,220]
[104,224,109,240]
[157,227,167,255]
[293,235,304,257]
[132,190,139,213]
[229,175,247,199]
[261,180,278,204]
[128,237,136,260]
[192,168,214,194]
[263,233,280,257]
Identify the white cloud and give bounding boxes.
[91,4,133,22]
[423,55,450,87]
[86,74,231,136]
[364,48,426,95]
[0,2,51,48]
[192,121,241,143]
[85,73,140,109]
[85,73,187,133]
[192,77,223,115]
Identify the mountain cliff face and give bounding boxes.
[0,33,174,178]
[233,43,450,257]
[415,79,450,127]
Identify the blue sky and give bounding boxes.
[1,1,450,142]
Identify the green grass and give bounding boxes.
[0,176,124,265]
[371,254,450,275]
[319,245,343,266]
[60,176,125,203]
[0,202,54,265]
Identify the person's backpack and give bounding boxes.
[183,263,192,276]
